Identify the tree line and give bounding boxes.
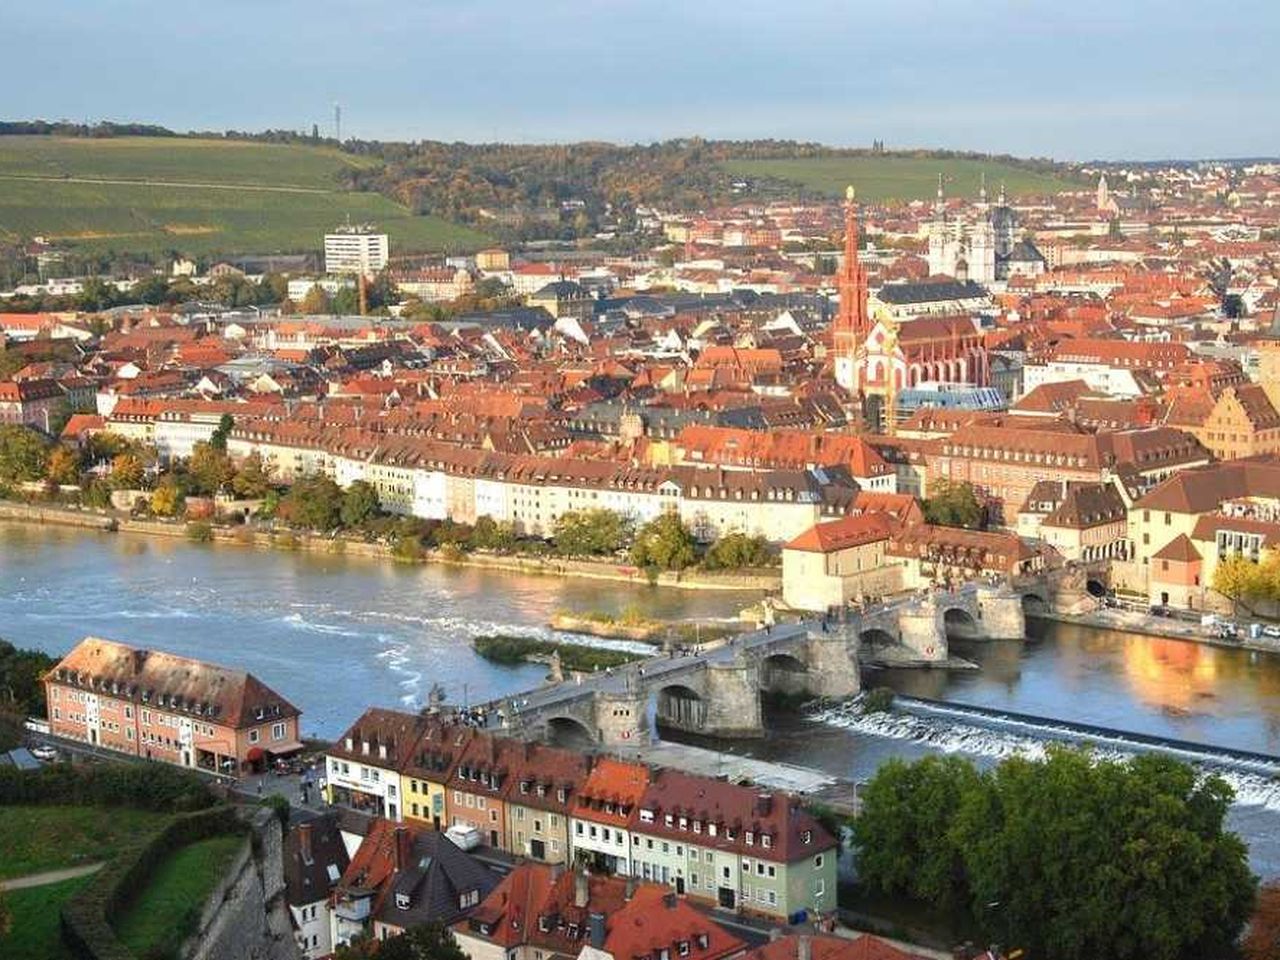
[852,748,1255,960]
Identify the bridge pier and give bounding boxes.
[701,662,764,738]
[975,585,1026,639]
[898,600,948,662]
[593,690,650,747]
[800,629,861,698]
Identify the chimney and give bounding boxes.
[798,936,812,960]
[574,868,590,908]
[298,821,314,864]
[588,911,607,949]
[393,825,412,872]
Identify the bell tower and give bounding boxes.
[833,185,870,393]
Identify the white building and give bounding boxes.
[324,228,389,276]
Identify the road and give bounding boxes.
[0,862,104,891]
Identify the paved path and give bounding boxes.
[0,862,104,891]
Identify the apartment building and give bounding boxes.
[324,228,389,275]
[44,636,302,774]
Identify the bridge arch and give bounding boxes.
[545,715,597,749]
[654,683,707,732]
[1021,592,1050,617]
[942,606,980,639]
[859,627,898,649]
[761,652,809,696]
[1086,578,1107,598]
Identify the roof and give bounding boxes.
[785,512,896,553]
[283,812,349,906]
[461,864,744,960]
[573,757,650,826]
[876,279,987,304]
[47,636,300,728]
[746,934,929,960]
[1134,459,1280,514]
[377,829,499,930]
[1152,534,1202,563]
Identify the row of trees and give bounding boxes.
[921,479,986,529]
[852,748,1256,960]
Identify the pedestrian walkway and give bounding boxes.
[0,862,104,892]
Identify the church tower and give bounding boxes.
[833,185,870,393]
[969,174,996,284]
[927,174,947,277]
[1097,174,1110,213]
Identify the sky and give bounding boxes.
[5,0,1277,160]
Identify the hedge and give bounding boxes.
[60,805,246,960]
[0,761,216,813]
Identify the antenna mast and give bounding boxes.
[334,102,342,142]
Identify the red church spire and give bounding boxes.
[833,186,870,385]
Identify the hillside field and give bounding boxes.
[723,155,1076,202]
[0,136,490,257]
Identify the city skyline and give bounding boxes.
[6,0,1278,160]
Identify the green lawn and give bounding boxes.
[0,135,491,256]
[113,833,244,957]
[0,805,169,881]
[723,155,1076,202]
[0,875,93,960]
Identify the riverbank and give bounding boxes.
[0,502,778,594]
[1036,607,1280,656]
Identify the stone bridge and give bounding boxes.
[484,580,1036,748]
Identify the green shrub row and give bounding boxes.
[60,805,245,960]
[473,634,644,671]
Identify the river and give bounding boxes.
[3,522,1279,875]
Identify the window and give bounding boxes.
[272,722,286,740]
[249,729,259,744]
[814,854,824,868]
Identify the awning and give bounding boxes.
[246,746,265,762]
[266,741,306,757]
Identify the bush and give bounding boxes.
[862,687,895,713]
[185,521,214,543]
[0,762,216,813]
[392,534,424,563]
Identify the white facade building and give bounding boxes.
[324,229,389,276]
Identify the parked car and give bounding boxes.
[30,745,57,761]
[1262,625,1280,639]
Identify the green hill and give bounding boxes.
[0,136,490,257]
[723,155,1076,203]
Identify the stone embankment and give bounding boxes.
[0,502,779,593]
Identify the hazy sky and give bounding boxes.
[7,0,1276,160]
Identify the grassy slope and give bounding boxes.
[723,155,1074,202]
[0,804,169,880]
[0,875,93,960]
[0,136,489,256]
[113,833,244,957]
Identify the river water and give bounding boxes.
[3,523,1279,875]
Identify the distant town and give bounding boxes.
[3,144,1280,960]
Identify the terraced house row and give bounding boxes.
[228,420,858,543]
[323,708,838,920]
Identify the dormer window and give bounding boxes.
[761,835,771,849]
[395,893,410,910]
[696,935,709,950]
[692,821,702,834]
[539,916,550,932]
[801,829,812,843]
[664,814,674,827]
[679,941,691,957]
[679,817,687,830]
[379,744,387,760]
[521,781,530,794]
[745,831,754,845]
[557,788,567,803]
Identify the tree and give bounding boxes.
[332,286,360,315]
[188,442,234,496]
[469,515,516,552]
[340,480,382,528]
[630,513,697,571]
[298,285,332,315]
[1244,881,1280,960]
[0,887,10,938]
[109,452,145,490]
[336,923,467,960]
[852,755,982,911]
[702,532,774,570]
[0,639,56,716]
[277,475,344,530]
[231,452,272,499]
[0,424,50,483]
[1213,554,1269,612]
[209,413,234,452]
[149,475,186,517]
[553,508,631,557]
[922,479,984,529]
[44,445,81,486]
[855,747,1257,960]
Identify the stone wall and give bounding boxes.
[182,808,301,960]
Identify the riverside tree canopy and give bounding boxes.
[852,747,1256,960]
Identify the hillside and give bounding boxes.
[0,136,490,257]
[722,155,1076,202]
